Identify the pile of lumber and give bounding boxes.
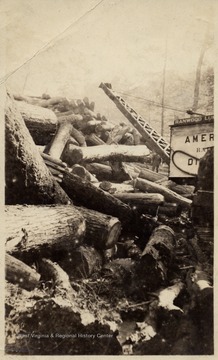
[5,92,213,356]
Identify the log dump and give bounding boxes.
[5,92,213,356]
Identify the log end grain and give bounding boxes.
[106,218,122,249]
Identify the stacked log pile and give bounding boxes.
[5,92,213,356]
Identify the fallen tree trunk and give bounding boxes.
[5,205,85,263]
[62,144,150,165]
[113,193,164,206]
[15,100,58,145]
[78,206,122,249]
[5,254,41,291]
[5,93,71,205]
[134,177,192,208]
[60,171,134,225]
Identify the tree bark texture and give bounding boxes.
[134,177,192,208]
[5,94,71,205]
[5,205,85,263]
[60,171,134,225]
[15,100,58,145]
[5,253,41,290]
[77,206,122,249]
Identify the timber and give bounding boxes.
[113,192,164,206]
[15,100,58,145]
[62,144,150,165]
[137,225,175,290]
[39,258,76,299]
[5,205,85,262]
[78,206,122,249]
[85,163,113,181]
[139,168,167,182]
[134,177,192,208]
[5,93,71,205]
[60,171,134,225]
[5,254,41,291]
[61,245,103,278]
[85,133,106,145]
[71,164,98,183]
[46,119,73,158]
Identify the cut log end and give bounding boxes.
[106,218,122,249]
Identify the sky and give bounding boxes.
[0,0,215,122]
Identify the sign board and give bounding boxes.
[169,118,214,179]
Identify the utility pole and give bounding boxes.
[161,37,168,136]
[192,21,212,111]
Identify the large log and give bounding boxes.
[71,164,98,183]
[5,93,71,205]
[5,254,41,291]
[39,258,76,299]
[136,225,175,290]
[134,177,192,208]
[5,205,85,263]
[15,100,58,145]
[113,193,164,207]
[139,168,167,182]
[46,119,74,159]
[78,206,122,249]
[62,144,150,166]
[60,171,134,225]
[85,163,113,181]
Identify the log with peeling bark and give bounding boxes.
[62,144,150,166]
[113,193,164,207]
[5,254,41,291]
[5,205,85,263]
[78,207,121,249]
[15,100,58,145]
[60,171,134,225]
[134,177,192,208]
[5,93,71,205]
[136,225,175,290]
[71,164,98,183]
